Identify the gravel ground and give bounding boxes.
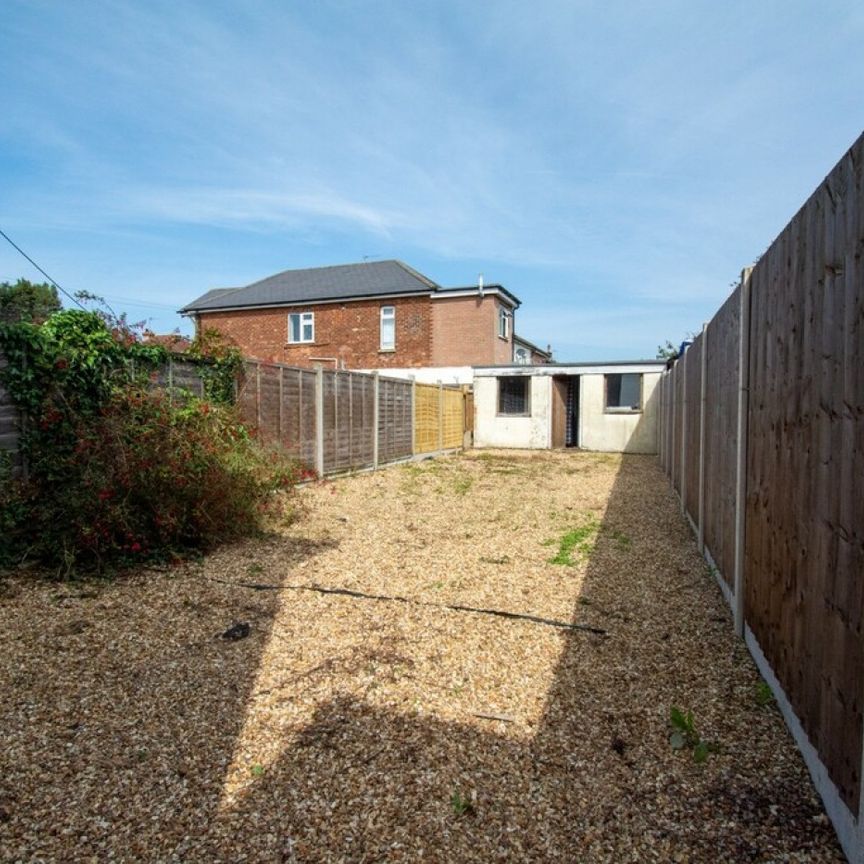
[0,450,845,863]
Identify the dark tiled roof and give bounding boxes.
[181,260,439,313]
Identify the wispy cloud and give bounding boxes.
[2,0,863,356]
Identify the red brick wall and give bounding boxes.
[431,295,514,365]
[197,296,433,368]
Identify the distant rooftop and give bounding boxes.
[180,260,521,313]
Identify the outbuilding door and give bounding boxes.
[552,376,579,448]
[565,377,579,447]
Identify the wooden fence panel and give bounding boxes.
[377,377,413,463]
[745,136,864,812]
[258,364,281,445]
[0,353,22,477]
[683,334,702,524]
[702,288,739,588]
[169,360,206,397]
[238,362,259,430]
[671,361,683,494]
[321,371,338,474]
[414,383,441,454]
[442,388,463,449]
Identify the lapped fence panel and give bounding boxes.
[702,287,739,590]
[378,377,413,464]
[744,141,864,813]
[659,131,864,857]
[683,334,702,526]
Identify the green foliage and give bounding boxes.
[450,790,474,816]
[187,327,244,405]
[755,681,775,707]
[0,311,299,576]
[669,707,719,763]
[656,340,678,360]
[547,515,600,566]
[0,279,61,324]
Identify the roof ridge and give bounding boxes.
[243,259,407,290]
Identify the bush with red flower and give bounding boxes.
[0,310,301,575]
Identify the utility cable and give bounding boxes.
[0,226,117,318]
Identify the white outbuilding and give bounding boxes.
[472,361,665,453]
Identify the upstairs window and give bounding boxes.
[380,305,395,350]
[288,312,314,344]
[498,376,530,415]
[605,373,642,412]
[498,306,510,339]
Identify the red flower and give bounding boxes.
[98,488,112,501]
[54,358,68,370]
[130,542,142,553]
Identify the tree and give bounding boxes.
[656,340,678,360]
[0,279,62,324]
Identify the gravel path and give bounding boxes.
[0,450,844,862]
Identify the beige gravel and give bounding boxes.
[0,450,845,862]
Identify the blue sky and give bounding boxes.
[1,1,862,360]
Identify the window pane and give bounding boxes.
[498,376,529,414]
[380,306,395,349]
[289,314,300,342]
[605,373,641,409]
[302,321,313,342]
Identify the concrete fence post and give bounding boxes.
[372,371,380,470]
[315,365,325,478]
[733,267,753,638]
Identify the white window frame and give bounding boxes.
[498,305,510,339]
[288,312,315,344]
[380,305,396,350]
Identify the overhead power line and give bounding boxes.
[0,226,114,317]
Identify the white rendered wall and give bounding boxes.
[473,375,551,448]
[578,372,660,453]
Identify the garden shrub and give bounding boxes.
[0,310,301,576]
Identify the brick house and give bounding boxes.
[180,260,549,370]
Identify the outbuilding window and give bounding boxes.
[605,373,642,412]
[498,376,530,415]
[288,312,314,344]
[380,305,395,350]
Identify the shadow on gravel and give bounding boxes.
[1,458,842,862]
[0,537,335,861]
[198,456,841,862]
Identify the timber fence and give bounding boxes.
[657,132,864,863]
[0,354,468,483]
[0,354,21,476]
[236,360,466,476]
